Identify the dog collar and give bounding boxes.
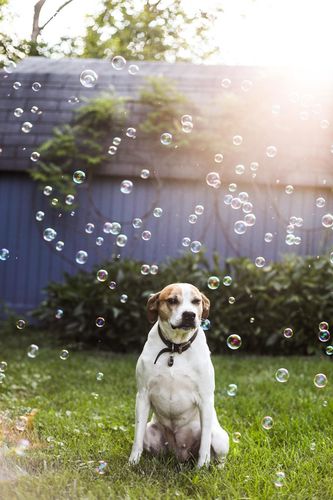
[154,325,198,367]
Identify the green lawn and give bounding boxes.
[0,338,332,499]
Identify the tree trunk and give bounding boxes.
[31,0,47,43]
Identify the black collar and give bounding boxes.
[154,324,198,367]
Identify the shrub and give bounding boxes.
[30,253,333,355]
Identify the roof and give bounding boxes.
[1,57,333,186]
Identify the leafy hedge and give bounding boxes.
[31,253,333,356]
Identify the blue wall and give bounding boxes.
[1,171,332,314]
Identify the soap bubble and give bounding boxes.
[227,383,237,396]
[60,349,69,360]
[96,372,104,381]
[110,222,122,235]
[241,79,252,92]
[113,137,121,146]
[120,180,133,194]
[153,207,163,218]
[190,241,201,253]
[120,294,128,303]
[234,220,247,235]
[255,256,265,268]
[285,185,294,194]
[55,309,63,319]
[132,218,143,229]
[224,194,232,205]
[182,237,191,247]
[140,169,150,179]
[226,334,242,350]
[56,240,68,261]
[35,211,44,222]
[112,56,126,70]
[108,146,117,155]
[250,161,259,171]
[285,234,295,246]
[322,213,333,228]
[206,172,221,188]
[97,269,108,282]
[43,185,52,196]
[96,460,108,475]
[150,264,159,275]
[4,60,16,73]
[142,231,151,241]
[274,471,286,488]
[232,432,241,443]
[51,198,58,206]
[283,328,293,338]
[223,276,232,286]
[319,321,329,331]
[96,237,104,246]
[68,96,79,104]
[232,135,243,146]
[141,264,150,275]
[0,248,9,261]
[65,194,75,205]
[109,281,117,290]
[128,64,139,75]
[201,319,211,331]
[76,250,88,264]
[242,202,253,214]
[318,330,330,342]
[244,213,256,226]
[320,119,329,129]
[116,234,128,247]
[96,317,105,328]
[228,297,235,304]
[231,198,242,210]
[80,69,98,87]
[30,151,40,162]
[266,145,277,158]
[182,121,193,133]
[85,223,95,234]
[15,416,28,431]
[261,416,273,430]
[27,344,39,358]
[14,107,23,117]
[194,205,204,215]
[275,368,289,383]
[188,214,197,224]
[0,361,7,373]
[126,127,136,138]
[73,170,86,184]
[221,78,231,88]
[235,164,245,175]
[238,192,249,203]
[0,373,5,384]
[181,114,192,125]
[16,319,26,330]
[160,132,172,145]
[43,228,57,242]
[214,153,223,163]
[264,232,273,243]
[325,345,333,355]
[21,122,33,133]
[295,217,303,227]
[314,373,327,388]
[228,183,237,192]
[316,197,326,208]
[207,276,220,290]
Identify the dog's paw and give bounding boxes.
[197,453,211,469]
[128,449,142,465]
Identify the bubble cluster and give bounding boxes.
[226,334,242,350]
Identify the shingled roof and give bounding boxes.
[1,57,333,186]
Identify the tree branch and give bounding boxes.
[39,0,74,32]
[31,0,47,43]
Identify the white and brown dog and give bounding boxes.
[129,283,229,468]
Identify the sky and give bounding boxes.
[3,0,333,69]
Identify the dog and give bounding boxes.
[129,283,229,468]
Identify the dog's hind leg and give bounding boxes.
[143,420,168,457]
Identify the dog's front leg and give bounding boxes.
[129,388,150,465]
[197,396,214,468]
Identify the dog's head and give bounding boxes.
[147,283,210,333]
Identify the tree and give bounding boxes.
[80,0,222,62]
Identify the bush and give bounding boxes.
[31,253,333,356]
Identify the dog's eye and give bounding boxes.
[192,298,201,305]
[167,297,178,305]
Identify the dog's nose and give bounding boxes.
[182,311,196,322]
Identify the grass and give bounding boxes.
[0,335,332,500]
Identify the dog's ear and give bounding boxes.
[147,292,160,323]
[201,292,210,319]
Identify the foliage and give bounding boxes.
[31,252,333,356]
[80,0,221,62]
[29,93,126,209]
[0,347,332,498]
